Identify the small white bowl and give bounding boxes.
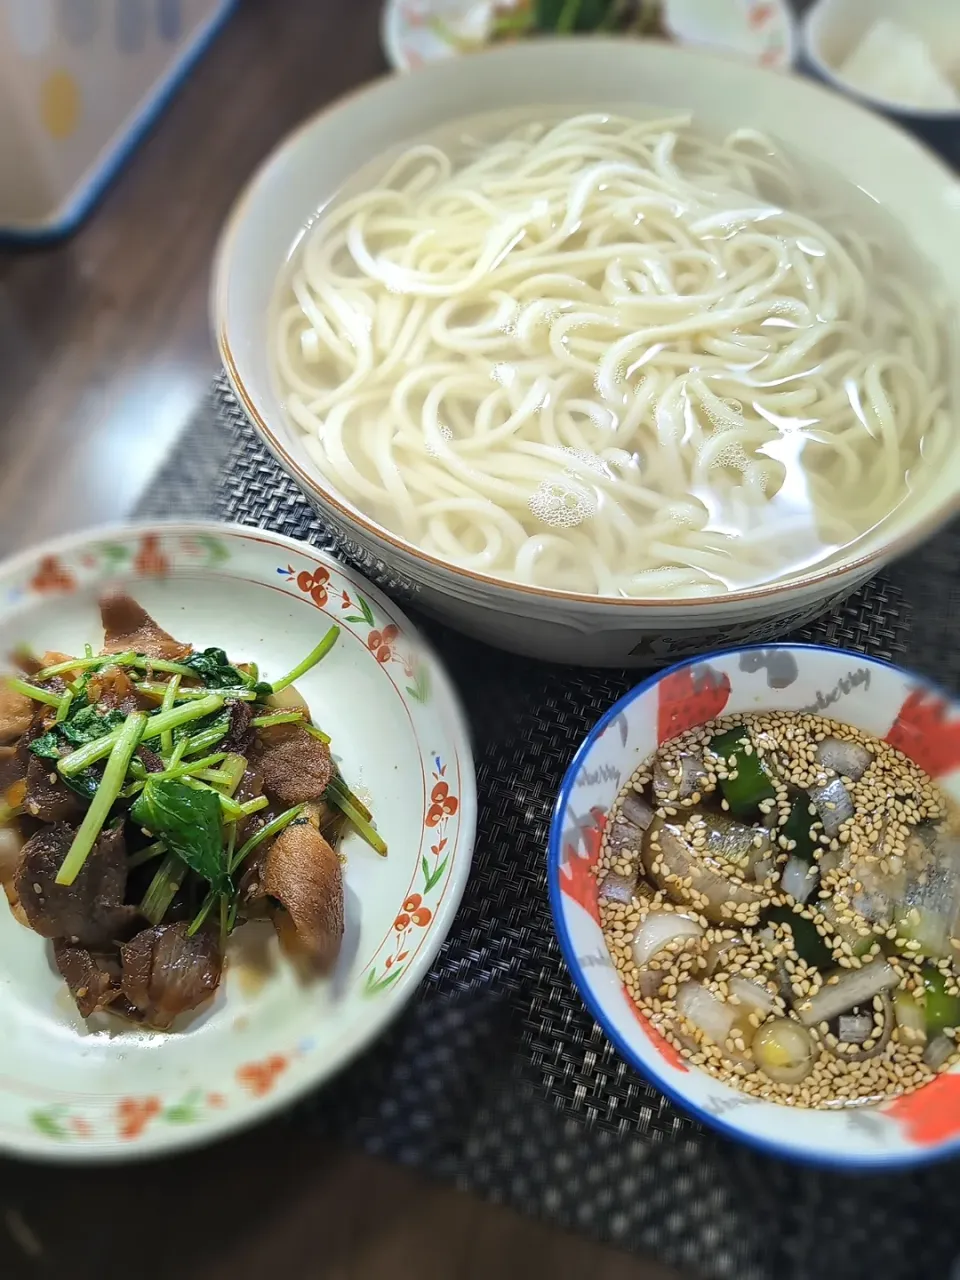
[381,0,797,75]
[802,0,960,123]
[0,521,476,1160]
[549,644,960,1167]
[213,39,960,668]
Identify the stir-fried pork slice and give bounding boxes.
[53,940,124,1017]
[120,922,223,1030]
[254,725,333,805]
[222,700,254,755]
[99,594,192,661]
[14,822,138,946]
[23,753,87,823]
[261,818,344,969]
[0,684,33,744]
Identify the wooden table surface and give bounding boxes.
[0,3,682,1277]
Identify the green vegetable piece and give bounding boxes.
[7,677,62,709]
[180,647,248,689]
[59,704,125,748]
[782,796,817,863]
[327,775,386,856]
[709,727,776,817]
[922,967,960,1035]
[56,712,147,886]
[141,852,188,926]
[58,693,225,776]
[767,905,834,971]
[131,778,228,894]
[269,626,339,695]
[535,0,613,31]
[28,732,63,761]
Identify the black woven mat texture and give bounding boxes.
[136,377,960,1280]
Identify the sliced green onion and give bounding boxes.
[56,712,147,885]
[8,677,63,709]
[58,694,224,777]
[83,644,94,660]
[327,776,385,856]
[159,675,180,756]
[251,710,304,729]
[55,688,75,724]
[141,852,187,925]
[127,839,167,869]
[303,723,331,745]
[269,627,339,695]
[229,804,305,875]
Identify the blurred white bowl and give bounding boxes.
[802,0,960,122]
[212,39,960,668]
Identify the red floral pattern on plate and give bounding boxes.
[886,688,960,779]
[237,1054,289,1098]
[117,1096,161,1141]
[657,664,731,744]
[559,807,606,926]
[30,556,76,594]
[134,534,170,577]
[884,1073,960,1145]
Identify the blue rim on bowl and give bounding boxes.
[548,643,960,1169]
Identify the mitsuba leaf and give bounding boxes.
[181,648,247,689]
[131,779,228,892]
[59,705,125,747]
[28,732,62,761]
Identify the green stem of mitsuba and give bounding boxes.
[229,804,305,875]
[268,626,339,695]
[141,852,188,925]
[7,677,63,709]
[187,890,217,938]
[303,723,331,745]
[138,681,256,702]
[327,776,386,856]
[155,751,228,781]
[250,711,303,729]
[237,795,269,818]
[55,688,75,724]
[127,839,167,869]
[58,694,224,777]
[181,777,245,820]
[160,675,180,757]
[56,712,147,886]
[126,657,198,678]
[182,721,231,758]
[33,650,137,681]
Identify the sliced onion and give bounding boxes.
[796,960,899,1027]
[781,856,818,905]
[815,737,873,781]
[599,871,636,905]
[653,752,707,802]
[729,975,779,1017]
[0,825,23,884]
[621,792,654,832]
[837,1013,872,1044]
[924,1033,955,1071]
[809,777,854,838]
[752,1018,815,1084]
[644,818,766,923]
[893,988,927,1046]
[850,859,905,927]
[630,911,703,967]
[675,981,738,1047]
[703,933,746,976]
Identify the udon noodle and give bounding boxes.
[272,111,951,597]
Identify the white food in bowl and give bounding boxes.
[838,19,960,111]
[214,39,960,666]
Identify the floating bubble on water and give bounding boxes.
[528,477,596,529]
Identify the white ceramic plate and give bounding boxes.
[0,522,476,1160]
[381,0,797,73]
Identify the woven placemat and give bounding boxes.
[137,377,960,1280]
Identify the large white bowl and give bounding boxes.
[213,39,960,668]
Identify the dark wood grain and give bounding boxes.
[0,0,386,557]
[0,3,681,1277]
